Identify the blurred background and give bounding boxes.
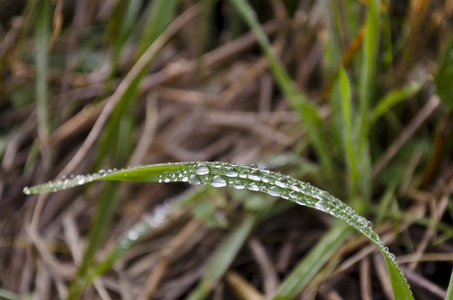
[1,0,453,299]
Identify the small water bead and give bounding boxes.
[289,191,298,199]
[388,253,396,262]
[195,163,210,175]
[315,200,327,211]
[248,170,261,181]
[267,186,281,197]
[211,175,227,187]
[233,179,245,189]
[126,229,139,241]
[275,178,288,188]
[238,169,250,178]
[23,187,31,195]
[188,174,201,185]
[76,175,85,185]
[357,217,368,227]
[280,189,289,199]
[224,166,238,177]
[290,184,301,192]
[248,182,259,191]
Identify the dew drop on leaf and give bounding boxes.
[195,163,210,175]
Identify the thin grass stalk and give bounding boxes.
[230,0,334,177]
[35,0,51,140]
[357,0,380,204]
[186,212,265,300]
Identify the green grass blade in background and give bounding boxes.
[23,162,414,299]
[67,182,119,300]
[230,0,333,177]
[186,212,263,300]
[446,268,453,300]
[0,289,32,300]
[338,67,359,197]
[136,0,179,58]
[356,0,380,204]
[436,32,453,110]
[107,0,144,67]
[371,80,423,123]
[272,220,350,299]
[35,0,51,140]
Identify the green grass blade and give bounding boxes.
[230,0,333,175]
[272,220,350,299]
[107,0,144,67]
[338,67,359,197]
[186,212,263,300]
[35,0,51,140]
[372,80,423,123]
[0,289,32,300]
[136,0,179,58]
[24,161,413,299]
[67,183,119,300]
[357,0,380,203]
[446,268,453,300]
[435,32,453,110]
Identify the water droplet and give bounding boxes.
[357,217,368,227]
[275,178,288,188]
[248,170,261,181]
[164,177,171,183]
[250,163,258,168]
[239,170,249,178]
[225,166,238,177]
[248,182,259,191]
[291,184,300,192]
[211,175,227,187]
[126,230,139,241]
[367,221,374,228]
[267,186,280,197]
[389,253,396,261]
[289,191,298,199]
[195,163,209,175]
[23,187,31,195]
[315,200,327,211]
[188,174,201,185]
[280,189,289,199]
[76,176,85,185]
[233,179,245,189]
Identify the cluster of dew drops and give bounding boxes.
[23,168,121,195]
[158,162,397,262]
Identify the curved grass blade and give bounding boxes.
[23,162,413,299]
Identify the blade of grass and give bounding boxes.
[136,0,179,58]
[435,31,453,110]
[357,0,380,204]
[272,220,350,299]
[371,80,423,124]
[35,0,51,141]
[24,162,413,299]
[107,0,144,67]
[446,268,453,300]
[186,212,265,300]
[67,182,119,300]
[0,289,32,300]
[230,0,333,177]
[337,67,359,197]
